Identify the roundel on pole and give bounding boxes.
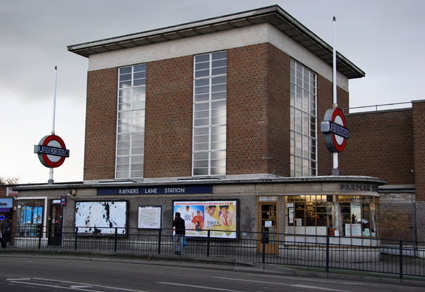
[321,108,349,153]
[34,134,70,168]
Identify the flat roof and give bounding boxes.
[68,5,364,79]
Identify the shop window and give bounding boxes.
[286,195,380,238]
[16,201,44,237]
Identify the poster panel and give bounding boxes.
[173,200,238,239]
[138,206,162,229]
[75,201,127,236]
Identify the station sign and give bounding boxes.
[321,108,349,153]
[34,134,70,168]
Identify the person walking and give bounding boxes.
[172,212,185,255]
[1,218,11,248]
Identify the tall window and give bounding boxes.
[193,51,227,176]
[290,59,317,176]
[116,64,146,179]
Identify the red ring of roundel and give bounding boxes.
[331,108,347,152]
[41,135,67,168]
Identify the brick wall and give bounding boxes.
[413,101,425,201]
[412,100,425,241]
[84,68,118,180]
[380,193,414,240]
[144,56,193,177]
[340,109,415,185]
[83,43,348,180]
[227,44,270,174]
[267,44,291,176]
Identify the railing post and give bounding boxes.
[399,240,403,279]
[261,232,266,264]
[38,225,43,249]
[157,229,162,255]
[326,235,330,273]
[207,230,211,257]
[74,227,78,250]
[114,227,118,252]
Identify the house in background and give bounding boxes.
[11,5,424,250]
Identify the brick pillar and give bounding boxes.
[413,100,425,241]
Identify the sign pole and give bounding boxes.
[332,17,339,176]
[49,66,58,184]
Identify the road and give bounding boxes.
[0,254,423,292]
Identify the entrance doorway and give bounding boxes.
[257,197,279,255]
[48,202,63,246]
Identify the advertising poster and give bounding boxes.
[75,201,127,236]
[138,206,162,229]
[173,200,237,239]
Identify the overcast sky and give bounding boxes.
[1,0,424,184]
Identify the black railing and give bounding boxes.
[4,226,425,279]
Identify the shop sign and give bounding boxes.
[0,198,13,208]
[321,107,349,153]
[97,185,212,196]
[34,134,70,168]
[6,187,18,198]
[340,184,379,192]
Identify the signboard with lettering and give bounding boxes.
[34,134,70,168]
[321,107,349,153]
[97,185,212,196]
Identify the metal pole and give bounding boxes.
[48,66,58,185]
[114,227,118,252]
[157,229,162,255]
[332,17,337,107]
[207,230,211,257]
[332,17,339,175]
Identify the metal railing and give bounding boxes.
[3,226,425,279]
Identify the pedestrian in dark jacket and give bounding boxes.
[172,212,185,255]
[1,218,11,248]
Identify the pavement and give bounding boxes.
[1,249,425,288]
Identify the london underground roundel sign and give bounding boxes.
[321,108,349,153]
[34,134,70,168]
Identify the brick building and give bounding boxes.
[10,5,423,250]
[340,100,425,241]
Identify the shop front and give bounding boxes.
[11,175,384,254]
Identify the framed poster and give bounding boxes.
[138,206,162,229]
[173,200,238,239]
[75,201,128,236]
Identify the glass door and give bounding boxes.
[48,202,63,246]
[257,201,278,255]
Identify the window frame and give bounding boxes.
[290,59,318,177]
[192,51,227,176]
[115,64,146,179]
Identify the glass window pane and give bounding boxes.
[116,64,146,179]
[212,51,227,60]
[120,67,131,74]
[195,54,209,63]
[290,59,317,177]
[193,51,227,176]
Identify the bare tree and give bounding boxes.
[0,176,20,185]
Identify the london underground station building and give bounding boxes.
[10,5,425,251]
